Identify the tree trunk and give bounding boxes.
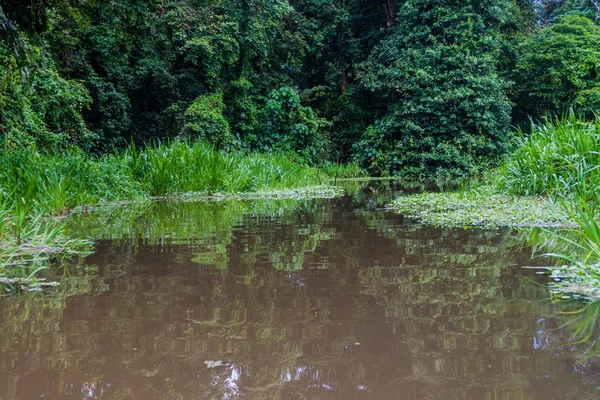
[340,71,347,94]
[385,0,395,31]
[592,0,600,24]
[337,0,348,94]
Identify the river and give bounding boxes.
[0,180,599,399]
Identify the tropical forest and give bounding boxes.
[2,0,600,399]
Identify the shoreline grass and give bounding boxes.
[1,141,359,215]
[0,141,361,288]
[497,112,600,198]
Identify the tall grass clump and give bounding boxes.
[0,140,345,216]
[117,141,328,195]
[0,146,143,216]
[498,112,600,197]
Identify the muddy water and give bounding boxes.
[1,181,600,400]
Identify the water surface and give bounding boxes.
[1,181,600,399]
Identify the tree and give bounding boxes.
[384,0,395,30]
[356,0,512,180]
[1,2,93,149]
[255,87,330,162]
[290,0,387,161]
[513,15,600,121]
[552,0,600,23]
[220,0,310,147]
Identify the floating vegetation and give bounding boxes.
[388,187,571,228]
[161,185,345,201]
[548,265,600,300]
[0,278,60,292]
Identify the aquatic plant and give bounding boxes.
[0,210,93,291]
[532,200,600,299]
[388,186,571,228]
[557,301,600,362]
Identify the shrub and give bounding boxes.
[180,92,233,148]
[256,87,330,163]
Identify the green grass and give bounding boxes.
[498,112,600,198]
[318,161,365,181]
[121,141,326,196]
[0,140,359,287]
[0,141,358,214]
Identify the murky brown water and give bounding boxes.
[1,181,600,400]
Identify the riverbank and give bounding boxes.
[0,141,361,289]
[389,114,600,300]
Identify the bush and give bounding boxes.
[180,92,233,148]
[256,87,330,163]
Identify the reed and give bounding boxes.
[117,141,327,195]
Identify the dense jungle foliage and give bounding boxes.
[1,0,600,180]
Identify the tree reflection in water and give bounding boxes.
[0,181,599,399]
